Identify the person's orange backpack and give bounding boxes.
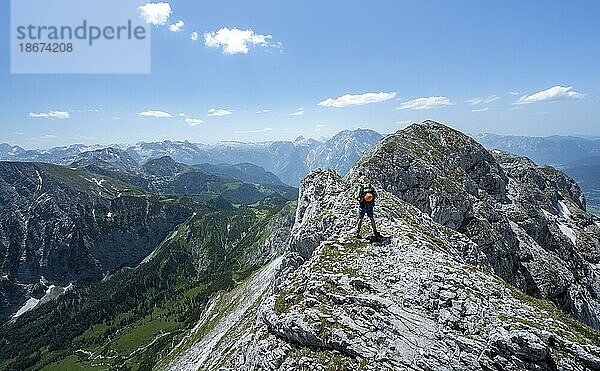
[359,183,376,206]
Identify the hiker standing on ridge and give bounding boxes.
[355,172,380,239]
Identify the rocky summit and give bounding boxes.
[354,121,600,329]
[166,121,600,370]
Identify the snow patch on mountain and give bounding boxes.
[13,298,39,318]
[558,200,571,219]
[35,170,43,191]
[12,283,73,319]
[558,223,577,245]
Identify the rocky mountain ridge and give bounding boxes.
[475,132,600,215]
[166,121,600,370]
[355,122,600,329]
[475,133,600,167]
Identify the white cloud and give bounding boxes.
[290,107,304,116]
[30,134,59,140]
[138,2,171,25]
[396,96,453,110]
[185,118,205,126]
[208,108,232,117]
[168,20,184,32]
[28,111,70,119]
[509,91,520,96]
[190,31,199,41]
[256,109,269,114]
[234,127,273,134]
[112,116,122,120]
[318,92,396,108]
[70,134,96,141]
[204,27,272,54]
[138,110,173,118]
[514,86,585,105]
[471,107,489,112]
[466,95,500,105]
[178,113,188,117]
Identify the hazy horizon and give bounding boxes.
[3,123,600,151]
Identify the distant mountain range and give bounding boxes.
[3,129,599,214]
[0,129,383,185]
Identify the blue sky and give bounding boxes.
[2,0,600,148]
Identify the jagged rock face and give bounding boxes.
[306,129,383,176]
[474,133,600,216]
[353,121,509,229]
[475,132,600,167]
[496,153,587,211]
[0,162,194,322]
[167,168,600,371]
[352,121,600,329]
